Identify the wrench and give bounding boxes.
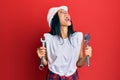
[84,33,90,67]
[39,37,46,70]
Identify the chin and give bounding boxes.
[67,23,71,26]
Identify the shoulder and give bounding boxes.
[70,32,83,49]
[71,32,83,39]
[70,32,83,43]
[44,33,53,37]
[44,33,54,41]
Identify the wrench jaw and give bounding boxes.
[39,37,46,70]
[84,33,90,47]
[39,56,44,70]
[41,37,45,41]
[39,65,44,70]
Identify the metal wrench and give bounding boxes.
[84,33,90,67]
[39,38,46,70]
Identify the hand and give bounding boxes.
[85,46,92,57]
[37,47,46,58]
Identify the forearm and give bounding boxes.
[77,56,87,68]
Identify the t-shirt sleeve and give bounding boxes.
[77,32,83,44]
[43,33,53,63]
[44,33,52,42]
[76,32,83,54]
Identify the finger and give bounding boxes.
[85,47,89,50]
[39,47,46,52]
[40,49,46,52]
[86,48,92,53]
[85,50,89,54]
[85,49,92,56]
[88,46,92,49]
[40,47,46,50]
[86,46,92,50]
[40,51,46,55]
[40,52,46,57]
[37,52,44,58]
[85,46,89,49]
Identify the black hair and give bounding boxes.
[49,12,75,38]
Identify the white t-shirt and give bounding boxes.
[44,32,83,77]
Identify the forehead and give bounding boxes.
[58,9,67,12]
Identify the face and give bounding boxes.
[57,9,71,27]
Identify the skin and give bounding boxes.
[37,9,92,67]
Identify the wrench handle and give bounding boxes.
[39,56,44,70]
[84,33,90,67]
[86,55,90,67]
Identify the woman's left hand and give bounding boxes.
[85,46,92,57]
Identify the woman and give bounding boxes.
[37,6,92,80]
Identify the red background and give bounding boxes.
[0,0,120,80]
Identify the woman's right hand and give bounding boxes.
[37,47,46,58]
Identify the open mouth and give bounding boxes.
[65,16,71,22]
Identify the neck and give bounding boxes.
[60,26,68,39]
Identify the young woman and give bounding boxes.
[37,6,92,80]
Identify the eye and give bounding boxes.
[60,10,68,14]
[60,11,64,13]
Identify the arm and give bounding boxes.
[77,40,92,68]
[77,41,87,67]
